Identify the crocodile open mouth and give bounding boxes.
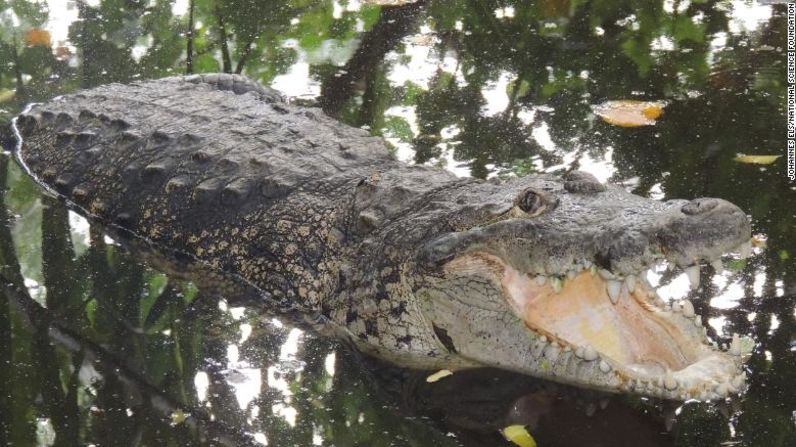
[449,241,751,400]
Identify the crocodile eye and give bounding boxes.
[516,188,547,217]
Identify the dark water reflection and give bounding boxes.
[0,0,793,446]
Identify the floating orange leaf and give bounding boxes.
[592,100,667,127]
[24,28,51,47]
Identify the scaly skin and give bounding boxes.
[12,74,752,400]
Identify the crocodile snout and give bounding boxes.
[658,197,751,266]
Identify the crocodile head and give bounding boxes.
[414,172,751,400]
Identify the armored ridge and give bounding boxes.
[13,74,752,400]
[12,74,468,311]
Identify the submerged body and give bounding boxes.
[12,74,751,400]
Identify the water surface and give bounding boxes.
[0,1,793,446]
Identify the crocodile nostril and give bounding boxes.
[681,198,719,215]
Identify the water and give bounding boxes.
[0,1,793,446]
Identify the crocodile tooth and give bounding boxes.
[671,301,682,313]
[551,277,562,293]
[531,340,546,358]
[535,275,546,286]
[729,333,741,356]
[682,300,695,318]
[590,265,597,276]
[715,382,730,397]
[606,280,622,304]
[693,315,702,327]
[598,269,615,280]
[567,270,576,280]
[575,347,585,359]
[685,265,700,290]
[625,275,636,293]
[599,360,611,373]
[738,241,752,259]
[544,344,560,362]
[599,398,609,409]
[585,403,596,417]
[583,346,598,361]
[711,259,723,273]
[664,371,678,390]
[583,260,593,269]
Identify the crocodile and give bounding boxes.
[11,74,751,400]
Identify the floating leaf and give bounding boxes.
[170,409,188,425]
[425,369,453,383]
[24,28,51,47]
[592,100,667,127]
[733,154,780,165]
[501,425,537,447]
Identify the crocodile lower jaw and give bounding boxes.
[468,242,750,400]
